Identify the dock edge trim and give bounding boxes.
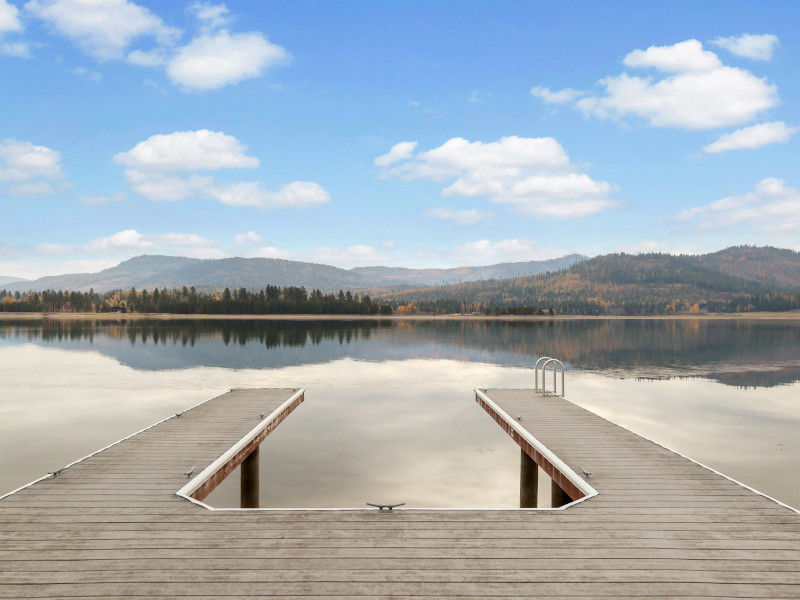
[176,388,305,502]
[475,388,598,509]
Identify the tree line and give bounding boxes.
[0,285,393,315]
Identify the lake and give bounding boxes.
[1,317,798,510]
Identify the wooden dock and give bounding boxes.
[1,387,799,598]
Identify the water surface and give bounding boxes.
[1,318,798,509]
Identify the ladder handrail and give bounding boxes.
[541,358,565,397]
[534,356,552,393]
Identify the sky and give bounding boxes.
[0,0,798,280]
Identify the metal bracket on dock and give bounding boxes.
[49,468,65,478]
[366,502,405,512]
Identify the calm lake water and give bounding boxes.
[1,318,799,509]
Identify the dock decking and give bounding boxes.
[1,387,799,598]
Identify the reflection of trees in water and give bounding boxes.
[2,318,799,387]
[0,319,388,350]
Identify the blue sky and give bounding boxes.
[1,0,798,279]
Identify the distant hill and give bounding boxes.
[1,255,367,293]
[0,276,26,286]
[699,246,800,288]
[1,254,585,294]
[351,255,586,286]
[378,247,800,315]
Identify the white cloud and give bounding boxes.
[424,207,491,225]
[711,33,779,61]
[234,231,264,245]
[0,0,21,32]
[114,130,259,172]
[374,141,418,167]
[561,39,779,130]
[250,245,296,260]
[530,86,585,104]
[25,0,180,60]
[123,170,213,201]
[0,138,65,195]
[451,239,569,265]
[85,229,219,253]
[702,121,797,154]
[377,136,616,219]
[166,29,287,91]
[189,2,231,32]
[677,178,800,232]
[623,39,722,73]
[115,130,329,209]
[309,245,390,267]
[126,48,165,66]
[206,180,330,208]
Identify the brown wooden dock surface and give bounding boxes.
[1,387,799,598]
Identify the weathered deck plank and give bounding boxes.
[1,387,798,598]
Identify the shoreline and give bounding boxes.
[1,311,800,322]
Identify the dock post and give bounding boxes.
[240,446,259,508]
[520,449,539,508]
[551,479,570,508]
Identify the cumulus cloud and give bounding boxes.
[0,138,66,195]
[189,1,231,32]
[622,39,722,72]
[114,130,259,171]
[530,86,585,104]
[451,239,569,265]
[24,1,288,91]
[85,229,220,256]
[535,39,778,130]
[0,0,30,58]
[25,0,180,60]
[711,33,779,61]
[377,136,616,219]
[374,141,418,167]
[702,121,797,154]
[206,180,329,208]
[114,130,329,209]
[677,178,800,232]
[424,207,491,225]
[0,0,21,32]
[166,29,287,91]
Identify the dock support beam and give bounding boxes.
[240,447,259,509]
[551,479,570,508]
[520,449,538,508]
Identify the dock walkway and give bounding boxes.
[1,387,798,598]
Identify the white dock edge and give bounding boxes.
[177,388,304,502]
[475,388,598,508]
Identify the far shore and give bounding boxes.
[2,311,800,322]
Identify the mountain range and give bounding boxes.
[377,246,800,314]
[0,254,586,294]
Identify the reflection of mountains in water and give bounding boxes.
[2,318,800,388]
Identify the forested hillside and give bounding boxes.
[378,248,800,315]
